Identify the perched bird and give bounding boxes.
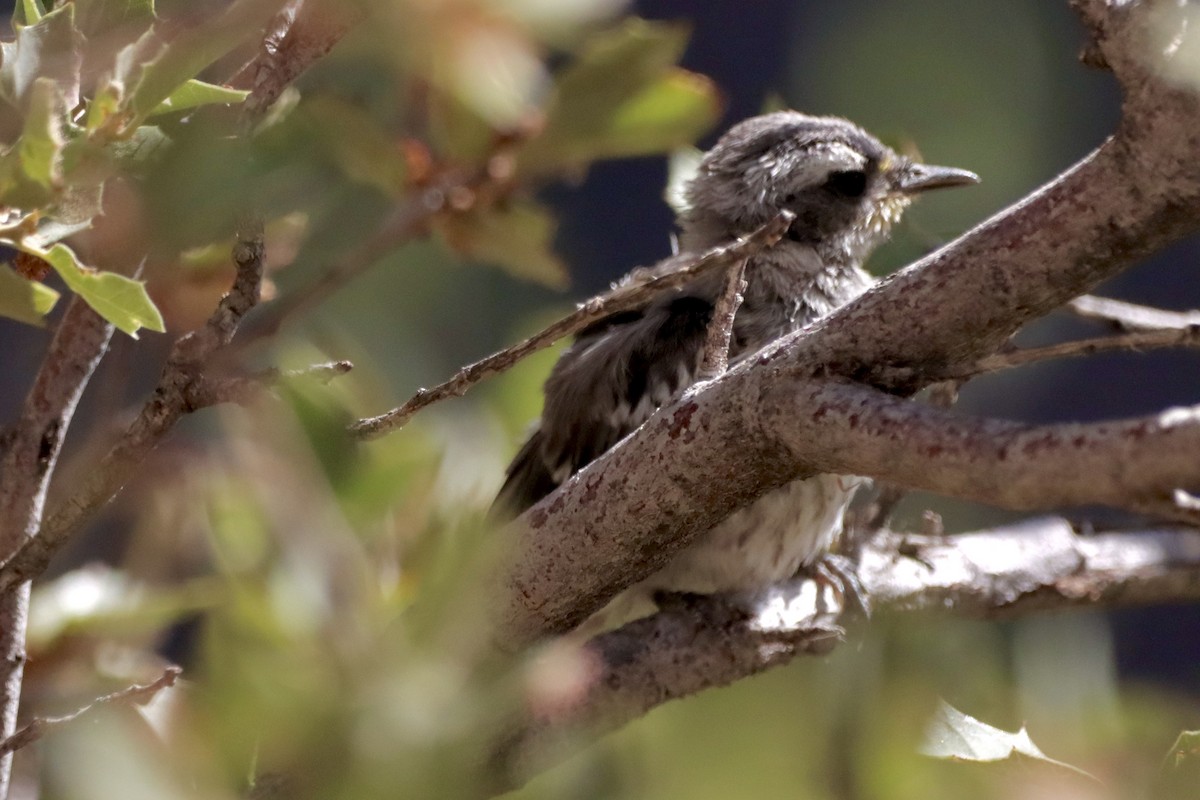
[495,110,977,626]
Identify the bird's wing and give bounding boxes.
[493,294,714,517]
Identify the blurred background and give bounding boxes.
[2,0,1200,797]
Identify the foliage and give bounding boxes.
[2,1,1198,799]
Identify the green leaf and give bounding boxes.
[920,699,1099,782]
[84,82,124,133]
[0,262,59,326]
[16,0,47,25]
[515,19,720,177]
[146,78,249,117]
[105,123,170,167]
[0,4,83,111]
[301,95,408,198]
[435,201,567,288]
[125,0,286,119]
[17,77,66,189]
[73,0,156,39]
[38,242,165,336]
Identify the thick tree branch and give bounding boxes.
[494,0,1200,646]
[495,518,1200,789]
[765,381,1200,523]
[350,213,791,438]
[0,297,114,799]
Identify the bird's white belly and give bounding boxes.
[590,474,863,629]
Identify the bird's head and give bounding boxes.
[679,111,978,265]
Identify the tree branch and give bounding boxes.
[0,223,266,597]
[350,212,792,439]
[0,297,114,799]
[493,0,1200,647]
[696,257,748,380]
[232,0,363,126]
[0,666,182,758]
[955,325,1200,378]
[494,517,1200,790]
[1069,294,1200,332]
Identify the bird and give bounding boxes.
[494,110,978,628]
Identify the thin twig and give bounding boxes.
[955,325,1200,378]
[349,211,794,439]
[1069,294,1200,332]
[696,257,748,380]
[186,359,353,408]
[0,224,266,597]
[0,666,182,757]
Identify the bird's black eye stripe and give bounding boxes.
[824,170,868,198]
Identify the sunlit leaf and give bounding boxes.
[18,76,66,189]
[85,82,125,133]
[16,0,47,25]
[73,0,156,39]
[22,215,95,249]
[920,699,1098,781]
[147,79,249,117]
[0,261,59,326]
[0,3,83,111]
[515,18,720,176]
[435,201,567,288]
[125,0,285,119]
[37,242,165,336]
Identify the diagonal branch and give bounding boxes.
[350,212,792,439]
[494,517,1200,790]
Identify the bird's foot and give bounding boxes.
[809,553,870,621]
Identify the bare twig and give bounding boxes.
[0,297,115,798]
[0,224,266,597]
[1069,294,1200,332]
[0,666,182,757]
[696,257,749,380]
[350,211,794,439]
[955,325,1200,378]
[185,359,353,409]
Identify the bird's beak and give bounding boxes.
[895,162,980,194]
